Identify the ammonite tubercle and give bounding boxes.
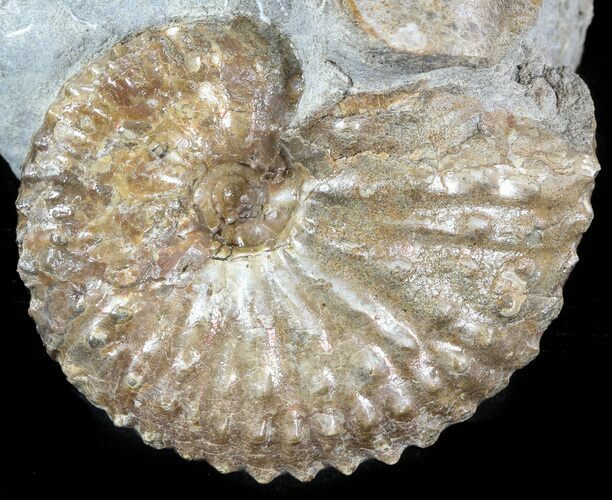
[16,16,598,483]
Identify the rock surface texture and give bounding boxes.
[3,0,599,484]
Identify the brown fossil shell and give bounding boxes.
[16,17,598,482]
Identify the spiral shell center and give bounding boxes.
[194,160,302,251]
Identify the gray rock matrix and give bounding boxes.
[0,0,595,177]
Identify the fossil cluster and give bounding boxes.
[2,0,599,483]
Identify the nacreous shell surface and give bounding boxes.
[16,18,598,483]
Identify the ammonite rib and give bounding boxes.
[16,17,598,483]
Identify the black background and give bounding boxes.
[1,3,610,498]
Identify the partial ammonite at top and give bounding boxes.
[13,8,599,485]
[342,0,542,61]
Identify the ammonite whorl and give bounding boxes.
[16,17,598,482]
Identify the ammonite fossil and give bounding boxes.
[13,9,598,483]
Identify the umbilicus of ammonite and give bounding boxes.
[15,13,598,483]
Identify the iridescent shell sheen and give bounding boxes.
[16,18,598,482]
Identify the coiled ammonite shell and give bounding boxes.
[16,17,598,482]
